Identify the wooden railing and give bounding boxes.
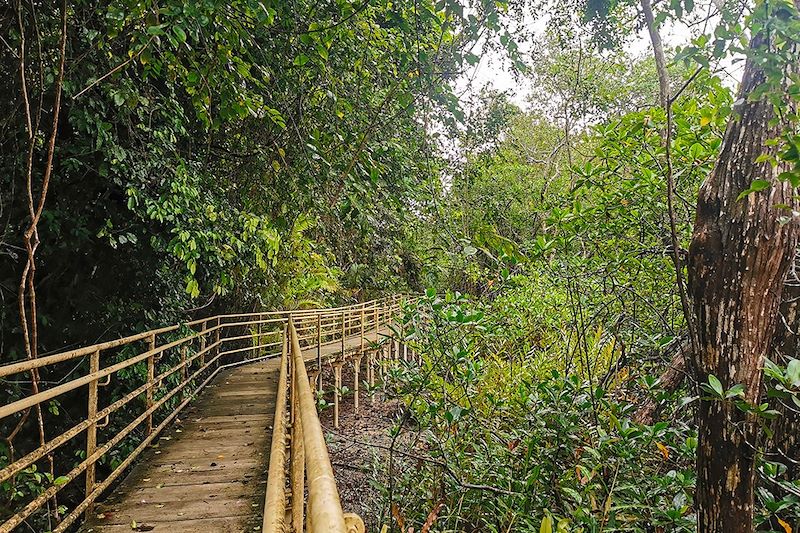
[0,296,406,533]
[262,298,413,533]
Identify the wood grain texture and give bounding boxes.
[80,330,383,532]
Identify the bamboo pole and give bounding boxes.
[288,320,349,533]
[262,326,289,533]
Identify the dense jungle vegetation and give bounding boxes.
[2,0,800,531]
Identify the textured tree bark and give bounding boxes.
[687,30,800,533]
[771,251,800,480]
[632,341,687,424]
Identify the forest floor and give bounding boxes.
[318,362,414,532]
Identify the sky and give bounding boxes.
[457,11,740,110]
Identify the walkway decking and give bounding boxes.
[81,332,383,532]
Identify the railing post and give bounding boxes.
[199,320,207,366]
[214,317,221,360]
[353,355,362,413]
[256,318,262,359]
[374,305,379,342]
[85,349,100,518]
[340,310,345,356]
[368,350,375,405]
[317,314,322,394]
[333,360,343,429]
[289,315,295,426]
[146,334,156,435]
[360,304,365,354]
[180,343,188,382]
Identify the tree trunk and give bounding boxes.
[771,249,800,479]
[766,249,800,532]
[687,30,800,533]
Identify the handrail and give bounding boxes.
[263,325,289,533]
[0,296,407,533]
[262,296,419,532]
[291,317,350,532]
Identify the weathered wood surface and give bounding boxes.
[81,330,386,532]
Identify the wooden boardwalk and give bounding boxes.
[81,332,383,532]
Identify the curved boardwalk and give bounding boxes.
[80,332,380,532]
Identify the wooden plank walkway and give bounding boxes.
[80,330,385,532]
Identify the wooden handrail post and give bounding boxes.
[353,355,362,413]
[333,361,343,429]
[373,305,378,343]
[340,311,345,357]
[146,334,156,435]
[360,304,365,354]
[256,319,262,359]
[214,317,221,359]
[199,320,207,366]
[289,315,295,426]
[368,351,375,405]
[317,314,322,394]
[84,349,100,518]
[180,344,188,382]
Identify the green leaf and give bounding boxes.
[173,26,187,43]
[778,171,800,187]
[293,54,310,67]
[787,359,800,386]
[736,179,771,200]
[53,476,69,486]
[707,374,724,397]
[725,384,745,398]
[540,513,553,533]
[689,142,705,159]
[562,486,583,503]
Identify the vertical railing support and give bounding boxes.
[84,349,100,519]
[256,319,262,359]
[199,320,207,366]
[317,314,322,394]
[360,304,365,354]
[368,351,375,405]
[180,343,188,382]
[374,305,379,343]
[340,310,345,357]
[353,355,362,413]
[214,317,221,359]
[146,334,156,435]
[333,361,343,429]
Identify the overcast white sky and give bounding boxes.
[457,14,738,109]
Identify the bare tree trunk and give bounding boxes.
[639,0,669,109]
[770,250,800,480]
[687,29,800,532]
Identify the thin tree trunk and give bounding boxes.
[639,0,669,110]
[687,27,800,533]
